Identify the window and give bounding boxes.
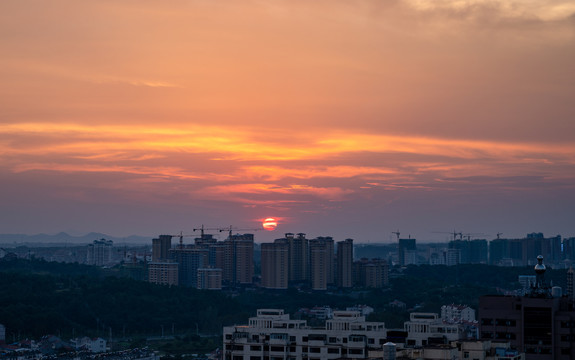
[463,352,469,359]
[481,318,493,326]
[328,348,339,354]
[328,337,337,343]
[349,349,363,355]
[309,348,320,353]
[270,346,284,352]
[250,346,261,351]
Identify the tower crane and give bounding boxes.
[169,231,197,249]
[192,225,223,239]
[432,230,462,241]
[461,232,487,241]
[218,225,262,239]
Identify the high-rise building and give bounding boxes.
[148,261,179,286]
[568,267,574,301]
[86,239,114,266]
[398,238,416,266]
[469,239,488,264]
[169,247,209,287]
[490,234,565,267]
[336,239,353,288]
[152,235,172,261]
[287,233,309,283]
[449,239,488,264]
[309,239,328,290]
[197,267,222,290]
[317,237,335,285]
[353,258,389,288]
[223,233,254,285]
[479,256,575,359]
[444,248,460,266]
[261,240,289,289]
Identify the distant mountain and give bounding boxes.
[0,232,151,246]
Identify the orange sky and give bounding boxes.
[1,0,574,241]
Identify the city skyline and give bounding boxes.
[1,1,574,243]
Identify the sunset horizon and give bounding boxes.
[1,0,574,243]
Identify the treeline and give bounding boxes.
[0,258,247,340]
[1,257,568,340]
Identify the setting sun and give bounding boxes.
[262,218,278,231]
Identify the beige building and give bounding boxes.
[261,240,289,289]
[223,234,254,285]
[337,239,353,288]
[152,235,172,261]
[197,267,222,290]
[309,240,328,290]
[288,233,309,283]
[148,261,178,286]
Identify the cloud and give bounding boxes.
[405,0,575,21]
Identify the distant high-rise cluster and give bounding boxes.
[489,233,565,266]
[148,232,254,290]
[260,233,388,290]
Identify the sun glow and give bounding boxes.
[262,218,278,231]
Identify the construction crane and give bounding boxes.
[193,225,223,239]
[497,232,503,240]
[461,232,487,241]
[218,225,262,239]
[169,231,196,249]
[433,230,462,241]
[392,230,400,242]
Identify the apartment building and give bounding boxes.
[148,261,179,286]
[223,309,387,360]
[404,313,463,347]
[261,241,289,289]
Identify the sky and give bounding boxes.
[1,0,574,243]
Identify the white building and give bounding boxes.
[404,313,463,347]
[440,304,476,323]
[223,309,387,360]
[86,239,114,266]
[444,248,460,266]
[70,337,107,353]
[346,305,374,317]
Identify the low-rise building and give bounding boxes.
[441,304,476,323]
[70,337,107,353]
[223,309,387,360]
[404,313,463,347]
